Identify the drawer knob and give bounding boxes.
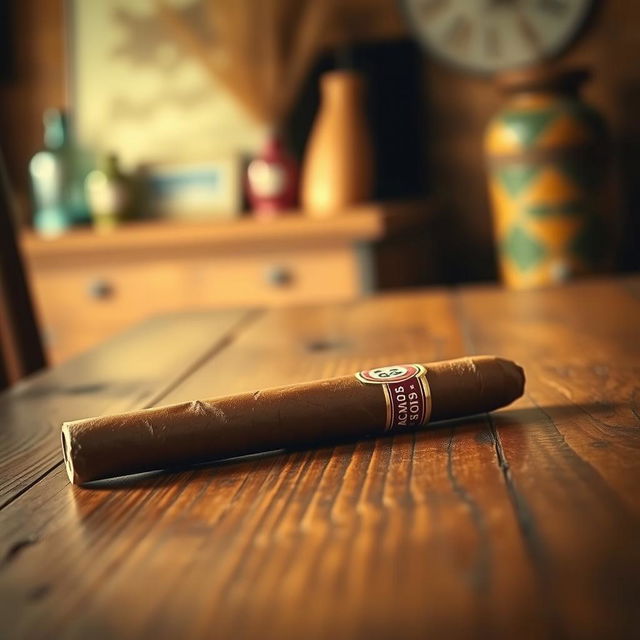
[88,278,114,300]
[265,265,294,288]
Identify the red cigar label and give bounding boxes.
[356,364,431,431]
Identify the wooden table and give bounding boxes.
[1,276,639,639]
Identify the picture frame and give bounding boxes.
[143,158,243,221]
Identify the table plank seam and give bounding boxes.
[452,287,569,632]
[522,392,640,522]
[485,412,548,568]
[451,289,552,572]
[446,427,492,592]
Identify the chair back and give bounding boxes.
[0,153,46,387]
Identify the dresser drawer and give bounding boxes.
[183,246,360,307]
[30,261,186,361]
[28,246,361,363]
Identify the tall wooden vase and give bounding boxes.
[485,68,609,289]
[301,71,374,217]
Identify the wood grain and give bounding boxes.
[0,277,639,639]
[456,278,640,637]
[0,308,254,509]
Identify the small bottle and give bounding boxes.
[29,109,91,236]
[85,153,131,232]
[29,109,70,236]
[246,133,298,219]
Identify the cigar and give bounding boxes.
[61,356,524,485]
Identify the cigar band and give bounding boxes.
[356,364,431,431]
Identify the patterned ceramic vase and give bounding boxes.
[485,68,609,289]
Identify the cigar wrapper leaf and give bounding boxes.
[62,356,525,485]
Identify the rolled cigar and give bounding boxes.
[62,355,524,485]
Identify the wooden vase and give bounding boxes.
[485,68,609,289]
[301,71,374,217]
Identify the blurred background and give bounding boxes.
[0,0,638,373]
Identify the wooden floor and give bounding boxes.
[1,276,639,639]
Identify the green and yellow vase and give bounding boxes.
[485,68,609,289]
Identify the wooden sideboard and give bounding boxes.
[21,202,439,364]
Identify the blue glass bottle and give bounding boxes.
[29,109,91,236]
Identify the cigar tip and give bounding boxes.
[61,423,78,485]
[494,356,526,399]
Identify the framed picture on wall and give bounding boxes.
[144,157,243,221]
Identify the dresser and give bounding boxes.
[21,202,439,364]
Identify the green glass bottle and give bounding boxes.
[85,153,131,232]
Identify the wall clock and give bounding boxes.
[401,0,595,73]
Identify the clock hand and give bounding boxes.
[513,5,543,56]
[487,0,519,7]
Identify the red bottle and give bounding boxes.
[246,134,298,218]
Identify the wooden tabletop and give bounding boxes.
[1,276,639,639]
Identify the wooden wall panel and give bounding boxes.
[0,0,67,221]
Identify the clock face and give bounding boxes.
[403,0,594,73]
